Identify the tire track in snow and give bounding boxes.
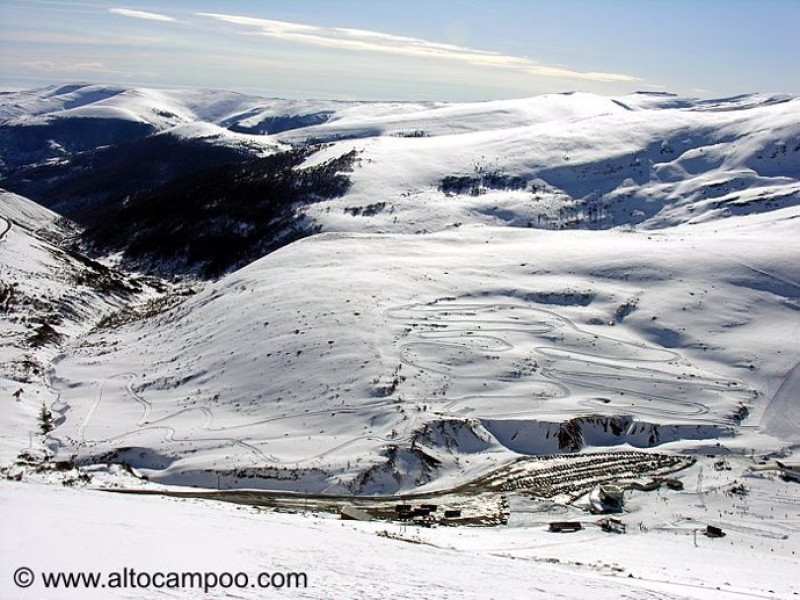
[77,382,102,443]
[387,298,742,425]
[77,373,272,463]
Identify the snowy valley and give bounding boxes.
[1,83,799,599]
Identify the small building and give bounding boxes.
[704,525,725,538]
[549,521,583,533]
[589,484,624,514]
[340,506,372,522]
[443,509,462,519]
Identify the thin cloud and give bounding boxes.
[0,31,167,46]
[525,65,635,84]
[110,8,176,23]
[198,13,639,84]
[1,32,102,45]
[23,60,126,75]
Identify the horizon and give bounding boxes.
[1,80,794,106]
[1,0,799,102]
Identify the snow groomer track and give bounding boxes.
[387,296,751,424]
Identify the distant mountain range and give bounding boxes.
[2,83,798,278]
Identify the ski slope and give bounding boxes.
[49,209,800,492]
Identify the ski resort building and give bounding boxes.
[589,484,625,514]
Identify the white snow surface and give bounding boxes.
[2,462,799,600]
[0,190,64,235]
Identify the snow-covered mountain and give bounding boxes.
[1,83,798,488]
[0,83,405,173]
[2,82,800,599]
[46,210,800,493]
[3,84,798,238]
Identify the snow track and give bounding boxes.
[387,297,748,425]
[72,374,274,462]
[69,369,420,468]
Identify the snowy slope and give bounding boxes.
[48,208,800,492]
[1,84,231,129]
[292,92,800,233]
[0,190,66,235]
[0,191,161,465]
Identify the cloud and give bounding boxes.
[198,13,639,84]
[2,32,102,45]
[110,8,176,22]
[0,30,166,46]
[23,60,126,75]
[524,65,636,83]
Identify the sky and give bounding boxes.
[1,0,798,101]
